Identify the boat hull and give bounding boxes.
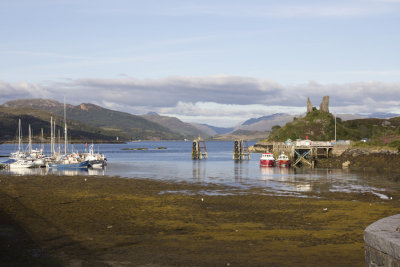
[276,160,291,167]
[9,161,34,169]
[88,160,106,169]
[48,160,90,169]
[260,159,275,167]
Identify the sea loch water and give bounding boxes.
[0,141,398,198]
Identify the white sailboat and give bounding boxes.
[48,98,89,169]
[8,120,34,169]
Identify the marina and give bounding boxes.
[0,140,398,199]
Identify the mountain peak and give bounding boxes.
[146,112,159,116]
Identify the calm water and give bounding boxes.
[1,141,399,198]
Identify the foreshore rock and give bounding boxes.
[316,148,400,170]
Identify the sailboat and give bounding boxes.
[7,119,34,169]
[29,127,46,167]
[48,99,89,169]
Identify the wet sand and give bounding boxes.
[0,174,399,266]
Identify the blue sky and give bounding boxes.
[1,0,400,126]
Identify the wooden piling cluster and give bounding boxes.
[292,145,333,167]
[233,139,250,160]
[191,138,208,159]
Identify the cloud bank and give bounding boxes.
[1,76,400,126]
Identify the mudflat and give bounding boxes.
[0,174,399,266]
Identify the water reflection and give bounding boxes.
[2,167,106,176]
[192,161,206,181]
[260,166,274,178]
[234,161,249,182]
[0,141,398,198]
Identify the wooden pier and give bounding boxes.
[192,138,208,160]
[260,141,333,168]
[292,143,333,167]
[233,140,250,160]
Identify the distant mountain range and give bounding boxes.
[140,112,212,138]
[1,98,399,142]
[235,113,295,132]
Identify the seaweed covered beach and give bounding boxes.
[0,175,399,266]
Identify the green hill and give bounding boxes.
[266,109,400,148]
[2,99,184,141]
[0,107,118,143]
[267,110,347,141]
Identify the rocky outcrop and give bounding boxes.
[307,98,313,113]
[319,96,329,113]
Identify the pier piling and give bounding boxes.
[233,140,250,160]
[192,138,208,159]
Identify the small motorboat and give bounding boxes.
[260,152,275,167]
[276,152,291,167]
[48,159,90,169]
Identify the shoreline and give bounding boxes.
[0,174,399,266]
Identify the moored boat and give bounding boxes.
[276,152,291,167]
[48,159,90,169]
[260,152,275,167]
[9,158,34,169]
[83,144,107,169]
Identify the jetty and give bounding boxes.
[252,140,334,167]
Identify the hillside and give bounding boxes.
[212,130,269,141]
[0,107,118,143]
[236,113,294,132]
[141,113,210,139]
[266,110,359,142]
[2,99,183,140]
[266,110,400,148]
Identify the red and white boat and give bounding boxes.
[276,152,290,167]
[260,153,275,167]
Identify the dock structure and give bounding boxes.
[292,142,333,167]
[259,141,333,168]
[233,140,251,160]
[192,138,208,159]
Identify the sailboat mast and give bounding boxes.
[28,124,32,154]
[50,117,53,156]
[18,119,21,152]
[58,129,61,154]
[64,97,67,155]
[41,128,44,153]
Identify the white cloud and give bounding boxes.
[1,76,400,126]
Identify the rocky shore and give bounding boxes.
[315,148,400,172]
[0,175,399,266]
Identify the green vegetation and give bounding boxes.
[0,99,185,141]
[266,109,400,148]
[267,110,353,141]
[0,175,399,266]
[0,107,117,143]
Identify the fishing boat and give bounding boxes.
[83,144,107,168]
[276,152,291,167]
[260,152,275,167]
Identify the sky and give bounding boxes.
[1,0,400,127]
